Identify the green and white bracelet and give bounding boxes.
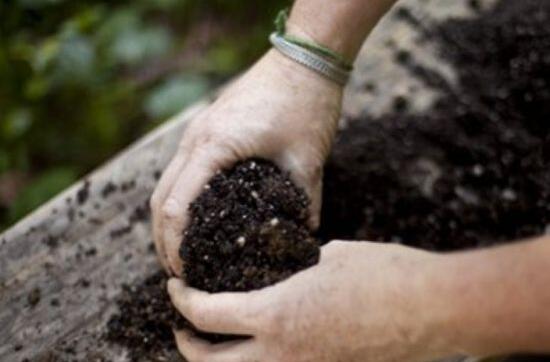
[270,9,353,86]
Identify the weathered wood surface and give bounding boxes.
[0,1,496,361]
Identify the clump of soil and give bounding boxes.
[106,159,319,358]
[320,0,550,250]
[181,159,319,293]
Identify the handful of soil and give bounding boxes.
[106,159,320,359]
[181,158,320,292]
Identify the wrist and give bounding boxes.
[393,251,460,360]
[243,49,343,128]
[285,21,356,63]
[286,0,397,61]
[426,239,550,358]
[421,249,529,358]
[264,48,346,92]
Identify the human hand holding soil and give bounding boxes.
[150,49,343,275]
[167,241,451,362]
[168,236,550,362]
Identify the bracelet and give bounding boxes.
[270,9,353,86]
[269,33,351,86]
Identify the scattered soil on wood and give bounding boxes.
[105,0,550,360]
[105,272,186,362]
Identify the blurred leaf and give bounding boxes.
[96,8,141,45]
[53,33,96,85]
[205,41,242,74]
[110,25,172,66]
[33,37,60,72]
[24,75,50,99]
[9,168,77,223]
[96,8,173,66]
[65,6,104,33]
[2,108,33,140]
[145,75,209,119]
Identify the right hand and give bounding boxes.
[150,49,344,275]
[167,241,450,362]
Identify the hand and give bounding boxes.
[167,241,455,362]
[150,49,343,275]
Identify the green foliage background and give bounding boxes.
[0,0,288,231]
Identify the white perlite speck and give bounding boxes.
[236,236,246,247]
[269,218,279,227]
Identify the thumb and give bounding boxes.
[277,152,324,231]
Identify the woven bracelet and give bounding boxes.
[270,9,353,85]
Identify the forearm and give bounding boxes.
[287,0,399,61]
[425,235,550,356]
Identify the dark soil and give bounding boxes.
[320,0,550,251]
[181,159,319,293]
[105,272,186,362]
[106,0,550,360]
[106,159,320,359]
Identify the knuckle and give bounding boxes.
[176,141,192,154]
[194,131,221,148]
[161,198,184,222]
[193,142,234,169]
[321,240,347,257]
[188,305,208,329]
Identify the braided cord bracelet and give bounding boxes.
[270,9,353,86]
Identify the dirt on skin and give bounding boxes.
[106,0,550,360]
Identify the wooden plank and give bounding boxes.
[0,101,210,361]
[0,1,493,360]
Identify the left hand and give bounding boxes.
[167,240,454,362]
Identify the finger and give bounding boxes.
[306,175,323,230]
[151,151,189,272]
[167,278,261,335]
[162,145,233,275]
[174,329,259,362]
[277,152,324,231]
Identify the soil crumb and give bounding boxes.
[27,287,41,307]
[76,180,90,205]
